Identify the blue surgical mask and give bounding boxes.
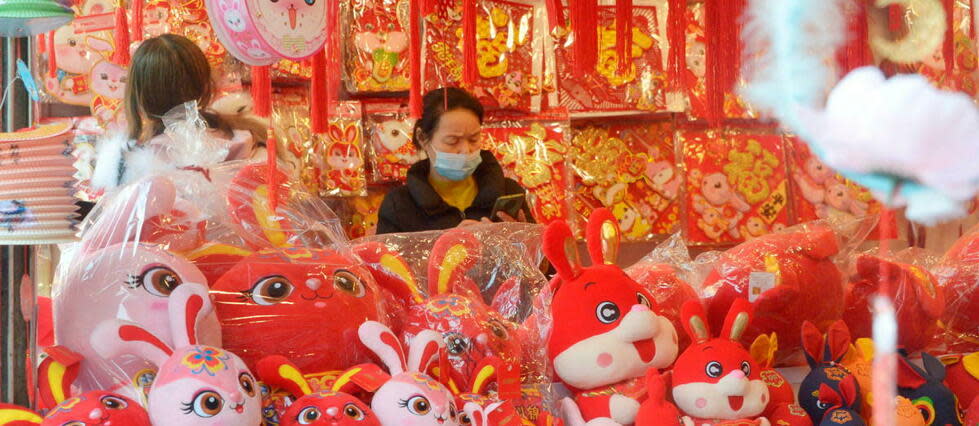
[433,150,482,181]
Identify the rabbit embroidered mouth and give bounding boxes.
[633,339,656,363]
[728,395,744,411]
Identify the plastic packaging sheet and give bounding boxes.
[343,0,412,94]
[363,102,422,184]
[931,223,979,354]
[53,158,357,401]
[697,216,876,365]
[353,223,551,384]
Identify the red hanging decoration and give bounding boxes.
[310,49,327,134]
[615,0,633,72]
[704,0,744,126]
[46,31,56,78]
[837,0,872,74]
[462,0,478,87]
[666,0,685,90]
[545,0,566,32]
[943,0,954,75]
[322,0,340,126]
[131,0,144,42]
[570,0,599,79]
[37,33,45,54]
[111,1,132,65]
[251,66,271,118]
[266,135,279,212]
[409,0,423,118]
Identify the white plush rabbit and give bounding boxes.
[357,321,461,426]
[92,283,262,425]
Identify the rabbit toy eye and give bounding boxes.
[298,407,321,424]
[488,318,509,339]
[459,413,472,425]
[401,396,431,416]
[444,333,469,355]
[239,373,256,397]
[140,266,182,297]
[334,270,366,297]
[596,301,620,324]
[100,395,128,409]
[816,400,829,410]
[185,391,224,417]
[740,361,751,377]
[343,403,366,419]
[247,276,294,305]
[637,293,651,308]
[706,361,723,378]
[64,422,85,426]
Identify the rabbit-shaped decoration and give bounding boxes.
[542,208,679,424]
[749,333,796,418]
[939,352,978,417]
[634,369,683,426]
[442,356,524,426]
[671,299,771,425]
[799,320,859,424]
[353,229,525,381]
[897,352,963,426]
[0,346,150,425]
[255,355,380,426]
[817,376,865,426]
[91,283,263,425]
[357,321,461,426]
[55,176,220,398]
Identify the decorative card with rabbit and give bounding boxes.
[344,0,411,94]
[364,103,419,184]
[569,120,681,241]
[554,2,668,113]
[679,129,790,245]
[422,0,545,112]
[321,102,368,197]
[483,117,574,225]
[785,136,880,225]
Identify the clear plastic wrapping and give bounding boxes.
[931,223,979,353]
[363,102,421,184]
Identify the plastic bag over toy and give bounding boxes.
[353,223,550,384]
[697,216,875,365]
[363,102,422,184]
[931,223,979,353]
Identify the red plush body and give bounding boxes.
[543,209,679,424]
[934,225,979,352]
[626,262,699,352]
[843,255,944,353]
[210,248,391,374]
[702,224,843,356]
[940,353,979,415]
[635,369,682,426]
[256,356,380,426]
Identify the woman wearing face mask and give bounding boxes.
[376,87,532,234]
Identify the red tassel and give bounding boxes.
[704,0,724,125]
[324,0,339,123]
[545,0,565,32]
[666,0,685,90]
[943,0,954,75]
[837,0,872,74]
[615,0,633,72]
[570,0,599,79]
[111,1,131,65]
[131,0,144,41]
[47,31,57,78]
[37,33,45,54]
[266,134,279,212]
[462,0,478,87]
[409,0,423,118]
[310,49,327,134]
[251,65,271,118]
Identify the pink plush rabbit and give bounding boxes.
[357,321,461,426]
[54,176,220,399]
[92,283,262,425]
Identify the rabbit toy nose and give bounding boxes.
[631,304,650,313]
[89,408,104,419]
[728,370,746,380]
[230,390,243,403]
[306,278,322,291]
[326,407,338,417]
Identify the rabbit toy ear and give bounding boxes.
[463,402,488,426]
[0,404,42,425]
[542,220,583,284]
[256,355,312,398]
[428,229,482,297]
[825,320,851,363]
[920,353,947,382]
[749,333,778,370]
[818,383,843,410]
[490,277,521,319]
[721,298,753,342]
[168,283,212,349]
[407,330,443,374]
[36,346,82,409]
[586,208,620,265]
[353,242,424,305]
[91,320,173,368]
[331,363,390,393]
[359,321,408,375]
[81,176,177,253]
[897,356,928,389]
[801,321,825,367]
[838,375,859,408]
[680,300,712,343]
[469,356,501,395]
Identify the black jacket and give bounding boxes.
[376,151,531,234]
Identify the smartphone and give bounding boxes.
[491,193,526,220]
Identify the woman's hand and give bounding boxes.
[495,210,528,222]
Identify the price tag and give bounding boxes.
[748,272,776,303]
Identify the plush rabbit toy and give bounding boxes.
[256,355,380,426]
[92,283,263,425]
[55,176,221,398]
[671,299,771,426]
[357,321,461,426]
[542,208,679,425]
[0,347,150,425]
[817,376,864,426]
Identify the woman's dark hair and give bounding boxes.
[125,34,232,141]
[412,87,485,149]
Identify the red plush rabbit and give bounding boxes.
[671,299,771,426]
[543,208,679,425]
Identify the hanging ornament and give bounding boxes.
[570,0,599,79]
[871,0,947,64]
[110,0,131,65]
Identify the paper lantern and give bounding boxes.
[0,122,79,245]
[0,0,72,37]
[205,0,327,65]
